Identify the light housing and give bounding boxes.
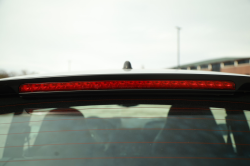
[19,80,235,93]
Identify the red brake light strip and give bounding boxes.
[19,80,235,93]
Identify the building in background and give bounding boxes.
[171,57,250,75]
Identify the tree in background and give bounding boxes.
[0,70,37,79]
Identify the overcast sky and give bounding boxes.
[0,0,250,73]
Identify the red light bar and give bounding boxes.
[19,80,235,93]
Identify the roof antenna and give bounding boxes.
[123,61,132,69]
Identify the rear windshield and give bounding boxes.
[1,101,250,165]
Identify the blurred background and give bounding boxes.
[0,0,250,78]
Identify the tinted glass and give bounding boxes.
[200,64,208,69]
[224,61,234,66]
[1,103,250,166]
[190,66,197,70]
[212,63,221,71]
[238,59,249,65]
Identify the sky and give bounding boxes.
[0,0,250,74]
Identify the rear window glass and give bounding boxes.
[1,103,250,165]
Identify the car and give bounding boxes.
[0,62,250,166]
